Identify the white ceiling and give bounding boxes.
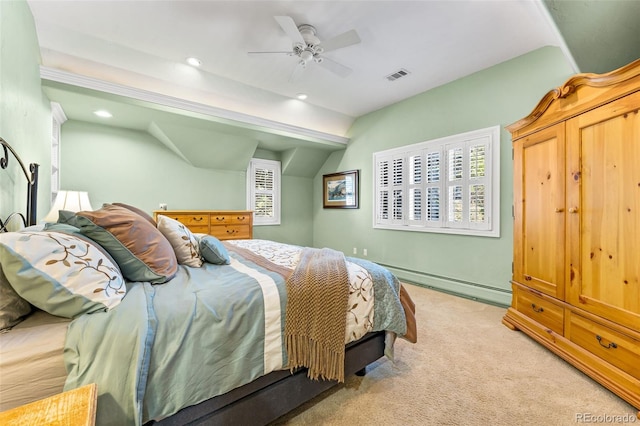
[27,0,566,140]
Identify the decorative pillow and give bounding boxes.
[44,221,83,235]
[58,204,178,284]
[0,230,126,319]
[156,215,203,267]
[200,235,231,265]
[111,202,156,227]
[0,263,32,331]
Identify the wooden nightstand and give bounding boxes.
[0,383,97,425]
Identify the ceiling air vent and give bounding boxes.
[386,68,411,82]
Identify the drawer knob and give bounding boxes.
[568,207,578,213]
[215,217,225,221]
[596,335,618,349]
[531,303,544,313]
[523,275,532,281]
[193,217,204,222]
[237,216,246,221]
[226,229,236,234]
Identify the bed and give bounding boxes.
[0,137,416,425]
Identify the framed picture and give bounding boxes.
[323,169,359,209]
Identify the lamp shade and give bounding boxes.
[43,190,94,223]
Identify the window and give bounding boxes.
[247,159,281,225]
[374,126,500,237]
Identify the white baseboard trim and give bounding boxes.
[382,265,512,307]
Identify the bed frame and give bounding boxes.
[151,331,385,425]
[1,137,387,425]
[0,137,39,231]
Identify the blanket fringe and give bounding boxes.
[284,247,349,384]
[286,335,345,382]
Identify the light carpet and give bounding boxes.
[274,283,637,425]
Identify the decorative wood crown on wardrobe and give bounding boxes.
[503,58,640,415]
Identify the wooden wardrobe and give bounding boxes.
[503,59,640,413]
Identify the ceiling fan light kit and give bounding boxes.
[186,57,202,67]
[248,15,361,81]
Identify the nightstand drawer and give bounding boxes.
[514,286,564,334]
[568,313,640,380]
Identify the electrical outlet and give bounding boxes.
[363,248,368,256]
[353,247,357,255]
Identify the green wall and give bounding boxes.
[60,120,314,246]
[0,0,51,224]
[313,46,574,306]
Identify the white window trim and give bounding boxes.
[373,125,500,238]
[50,102,67,207]
[246,158,281,226]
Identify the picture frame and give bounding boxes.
[323,169,359,209]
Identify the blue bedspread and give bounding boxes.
[64,251,287,425]
[63,246,407,425]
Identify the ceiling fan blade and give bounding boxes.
[274,16,305,45]
[317,56,353,78]
[318,29,361,53]
[247,51,292,56]
[288,62,306,83]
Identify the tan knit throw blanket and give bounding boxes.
[285,247,350,382]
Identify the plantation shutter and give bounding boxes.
[254,167,274,218]
[408,150,427,225]
[425,148,443,227]
[373,125,499,237]
[467,138,490,230]
[247,159,281,225]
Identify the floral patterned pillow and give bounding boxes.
[156,215,203,267]
[0,230,126,319]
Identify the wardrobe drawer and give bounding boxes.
[514,287,564,334]
[210,225,251,240]
[568,313,640,380]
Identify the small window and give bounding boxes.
[247,159,281,225]
[374,126,500,237]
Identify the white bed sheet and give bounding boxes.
[0,310,70,411]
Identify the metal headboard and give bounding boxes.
[0,137,39,231]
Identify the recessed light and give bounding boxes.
[296,93,308,100]
[186,57,202,67]
[93,110,112,118]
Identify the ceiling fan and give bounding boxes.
[248,16,361,81]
